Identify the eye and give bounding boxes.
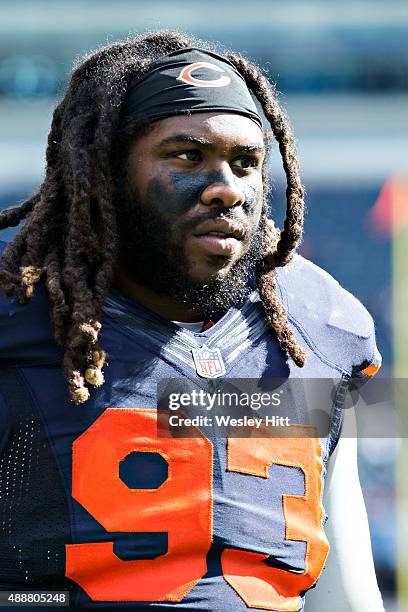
[173,150,203,162]
[231,156,259,170]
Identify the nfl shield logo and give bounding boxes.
[192,345,226,379]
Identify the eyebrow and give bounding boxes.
[157,134,265,152]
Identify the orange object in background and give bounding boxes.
[368,176,408,238]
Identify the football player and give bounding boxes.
[0,32,384,611]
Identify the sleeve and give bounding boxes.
[350,305,382,380]
[305,408,385,612]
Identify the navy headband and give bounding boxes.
[122,47,263,129]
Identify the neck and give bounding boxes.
[113,267,206,322]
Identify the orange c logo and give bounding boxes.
[178,62,231,88]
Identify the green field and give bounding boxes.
[395,223,408,610]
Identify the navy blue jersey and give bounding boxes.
[0,241,380,611]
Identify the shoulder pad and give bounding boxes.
[0,241,61,365]
[276,255,381,375]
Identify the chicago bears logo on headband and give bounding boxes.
[178,62,231,88]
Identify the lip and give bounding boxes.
[191,219,246,257]
[191,234,241,256]
[193,219,246,241]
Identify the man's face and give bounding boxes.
[117,112,266,317]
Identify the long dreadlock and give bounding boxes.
[0,31,306,403]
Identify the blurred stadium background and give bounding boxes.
[0,1,406,609]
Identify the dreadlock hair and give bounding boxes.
[0,30,306,404]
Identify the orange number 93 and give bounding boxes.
[65,409,329,611]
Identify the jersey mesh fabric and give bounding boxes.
[0,369,72,594]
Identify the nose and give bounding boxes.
[200,166,245,209]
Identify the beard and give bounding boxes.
[116,189,266,320]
